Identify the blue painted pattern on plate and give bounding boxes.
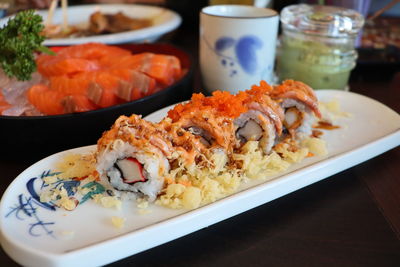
[4,168,105,238]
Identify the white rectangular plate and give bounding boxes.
[1,90,399,267]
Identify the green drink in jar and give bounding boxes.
[277,4,364,90]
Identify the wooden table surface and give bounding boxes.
[1,23,400,267]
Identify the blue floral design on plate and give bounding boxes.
[5,168,106,238]
[5,170,61,238]
[5,194,55,237]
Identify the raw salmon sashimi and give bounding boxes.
[55,43,131,60]
[138,53,181,86]
[61,95,98,113]
[87,71,123,108]
[27,84,65,115]
[50,68,157,102]
[37,56,100,78]
[102,53,182,86]
[36,43,131,78]
[27,43,183,115]
[27,84,99,115]
[109,68,157,100]
[50,72,92,95]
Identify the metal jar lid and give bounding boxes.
[280,4,365,37]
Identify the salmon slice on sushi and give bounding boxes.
[96,114,174,201]
[254,80,321,138]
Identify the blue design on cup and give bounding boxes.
[215,37,235,52]
[204,34,263,77]
[235,36,263,75]
[259,64,272,82]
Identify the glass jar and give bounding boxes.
[276,4,364,90]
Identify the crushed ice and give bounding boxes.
[0,69,46,116]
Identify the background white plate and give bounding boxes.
[0,90,399,267]
[0,4,181,45]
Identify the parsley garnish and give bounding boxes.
[0,10,53,81]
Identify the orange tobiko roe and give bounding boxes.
[167,80,276,121]
[243,80,275,105]
[272,79,295,95]
[167,90,248,121]
[271,79,313,95]
[205,90,248,118]
[167,93,206,121]
[248,80,274,97]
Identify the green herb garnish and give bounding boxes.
[0,10,53,81]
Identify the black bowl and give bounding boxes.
[0,43,193,160]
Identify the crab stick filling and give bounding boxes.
[114,157,147,184]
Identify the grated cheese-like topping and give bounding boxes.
[55,153,97,179]
[100,196,122,210]
[111,216,126,229]
[59,230,75,240]
[157,137,327,210]
[319,99,352,122]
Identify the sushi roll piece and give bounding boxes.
[159,118,206,165]
[96,114,174,201]
[166,92,240,161]
[234,85,284,154]
[266,80,321,138]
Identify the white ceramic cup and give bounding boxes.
[200,5,279,94]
